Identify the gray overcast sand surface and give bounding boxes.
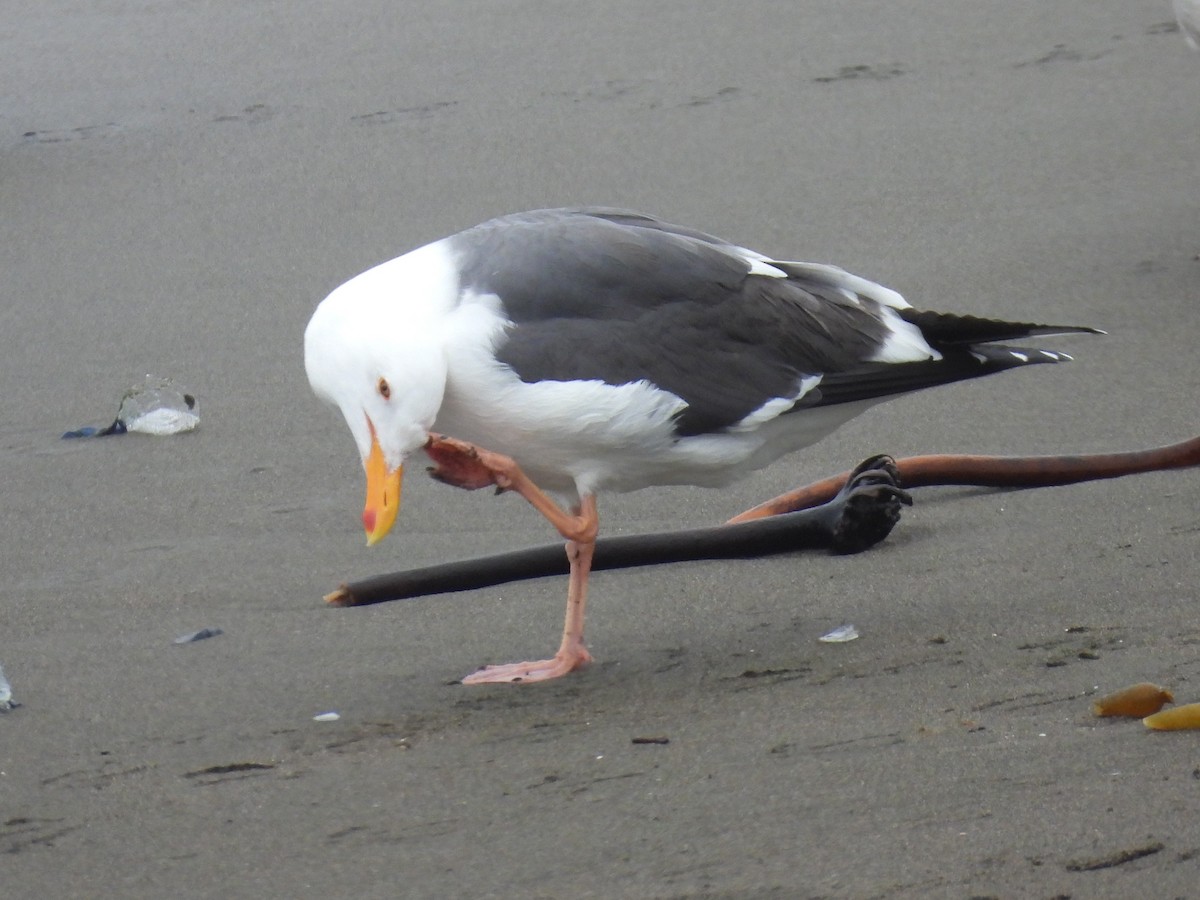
[3,2,1198,897]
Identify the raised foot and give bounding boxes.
[827,454,913,555]
[423,433,514,492]
[461,646,592,684]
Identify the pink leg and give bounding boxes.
[423,436,601,684]
[462,520,596,684]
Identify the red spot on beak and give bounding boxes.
[362,417,403,545]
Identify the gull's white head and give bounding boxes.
[305,243,459,544]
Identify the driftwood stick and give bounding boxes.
[325,507,845,607]
[325,436,1198,607]
[726,434,1200,523]
[325,457,908,607]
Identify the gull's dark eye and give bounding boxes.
[377,377,391,400]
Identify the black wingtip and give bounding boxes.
[899,310,1104,346]
[1035,325,1106,337]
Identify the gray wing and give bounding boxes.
[451,208,895,435]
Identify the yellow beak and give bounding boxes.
[362,424,403,546]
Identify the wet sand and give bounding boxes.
[3,2,1199,896]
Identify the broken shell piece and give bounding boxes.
[819,624,859,643]
[174,627,223,644]
[0,662,15,711]
[1143,702,1200,731]
[1092,682,1174,718]
[119,375,199,435]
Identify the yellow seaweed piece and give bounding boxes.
[1092,682,1174,718]
[1143,702,1200,731]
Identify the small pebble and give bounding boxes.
[1143,703,1200,731]
[313,712,341,722]
[173,627,223,644]
[819,624,860,643]
[1093,682,1173,718]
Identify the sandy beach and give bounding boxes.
[4,2,1199,896]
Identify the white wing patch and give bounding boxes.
[869,307,941,364]
[969,348,1073,365]
[772,261,912,310]
[730,374,823,432]
[746,257,789,278]
[728,243,789,279]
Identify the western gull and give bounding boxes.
[304,207,1098,684]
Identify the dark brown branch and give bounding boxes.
[325,436,1199,607]
[325,507,846,607]
[326,458,908,606]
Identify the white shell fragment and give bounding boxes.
[119,375,200,435]
[819,624,860,643]
[126,406,200,435]
[0,662,15,710]
[312,712,341,722]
